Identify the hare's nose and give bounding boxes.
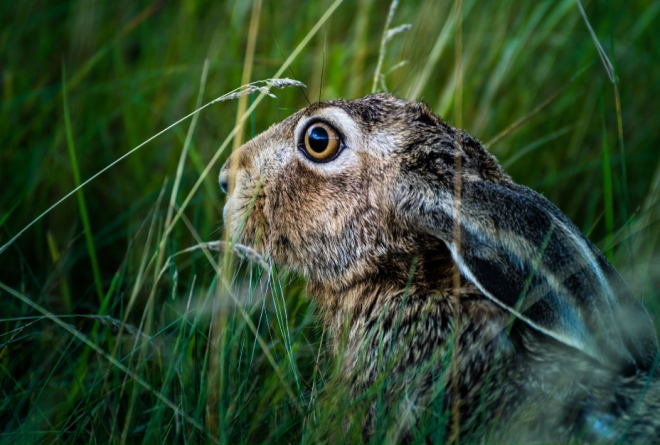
[219,167,229,194]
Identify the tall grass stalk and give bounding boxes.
[62,68,104,302]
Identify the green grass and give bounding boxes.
[1,0,660,443]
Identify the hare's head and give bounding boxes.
[220,94,505,287]
[220,93,657,372]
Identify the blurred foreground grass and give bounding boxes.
[1,0,659,443]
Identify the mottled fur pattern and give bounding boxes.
[220,93,659,443]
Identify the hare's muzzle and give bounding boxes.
[219,165,232,225]
[219,163,230,194]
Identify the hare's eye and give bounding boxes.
[302,122,341,161]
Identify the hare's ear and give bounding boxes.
[405,178,658,372]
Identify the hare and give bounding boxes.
[219,93,660,443]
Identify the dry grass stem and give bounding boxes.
[179,241,271,271]
[212,79,307,103]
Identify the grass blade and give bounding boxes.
[62,65,104,302]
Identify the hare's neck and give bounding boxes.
[307,279,393,332]
[307,256,454,331]
[306,278,453,354]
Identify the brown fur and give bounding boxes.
[220,93,659,443]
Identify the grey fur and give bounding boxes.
[219,93,660,443]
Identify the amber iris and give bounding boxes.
[303,122,340,160]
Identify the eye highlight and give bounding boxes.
[302,121,341,161]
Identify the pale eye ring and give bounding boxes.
[301,121,342,162]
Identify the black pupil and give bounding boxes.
[308,126,329,153]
